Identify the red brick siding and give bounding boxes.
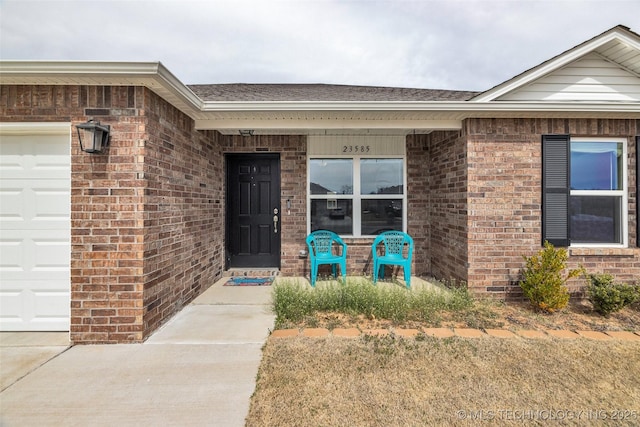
[0,85,223,343]
[141,90,223,339]
[466,118,639,295]
[70,104,147,344]
[425,130,469,284]
[406,134,431,276]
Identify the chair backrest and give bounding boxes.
[306,230,345,256]
[372,231,413,257]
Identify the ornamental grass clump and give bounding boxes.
[519,241,583,313]
[586,273,640,317]
[271,278,473,328]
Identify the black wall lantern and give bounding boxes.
[76,119,110,153]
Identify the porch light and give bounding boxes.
[239,129,254,137]
[76,119,110,153]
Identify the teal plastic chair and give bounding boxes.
[306,230,347,287]
[371,231,413,288]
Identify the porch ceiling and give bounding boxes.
[197,104,640,135]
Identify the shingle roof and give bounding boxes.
[188,83,479,102]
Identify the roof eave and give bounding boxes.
[0,60,204,118]
[195,101,640,132]
[2,61,639,128]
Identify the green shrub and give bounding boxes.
[519,241,583,313]
[586,273,640,317]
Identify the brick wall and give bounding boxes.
[141,90,223,339]
[425,130,469,285]
[69,88,148,343]
[466,118,640,296]
[0,85,223,343]
[406,134,431,276]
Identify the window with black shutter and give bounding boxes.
[542,135,629,247]
[542,135,570,246]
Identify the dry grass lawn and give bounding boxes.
[247,336,640,426]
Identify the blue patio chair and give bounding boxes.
[371,231,414,288]
[306,230,347,287]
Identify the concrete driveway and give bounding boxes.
[0,277,276,427]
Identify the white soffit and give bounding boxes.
[472,26,640,102]
[194,101,640,133]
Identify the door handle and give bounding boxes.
[273,208,279,233]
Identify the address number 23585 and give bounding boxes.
[343,145,371,153]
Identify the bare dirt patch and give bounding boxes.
[285,299,640,333]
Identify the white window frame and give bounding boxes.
[307,154,407,237]
[569,137,628,248]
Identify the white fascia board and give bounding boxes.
[151,62,204,109]
[472,30,640,102]
[195,119,463,131]
[0,122,71,135]
[0,60,162,74]
[199,100,640,112]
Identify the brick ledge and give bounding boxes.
[569,247,637,257]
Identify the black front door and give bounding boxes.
[226,154,281,268]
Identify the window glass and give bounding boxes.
[309,155,406,237]
[570,196,622,244]
[310,159,353,195]
[361,199,403,235]
[310,199,353,234]
[571,142,623,190]
[361,159,403,194]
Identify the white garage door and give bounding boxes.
[0,123,71,331]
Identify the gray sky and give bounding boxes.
[1,0,638,91]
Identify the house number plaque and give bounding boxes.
[342,145,371,153]
[308,136,405,156]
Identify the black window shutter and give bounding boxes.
[637,136,639,247]
[542,135,570,247]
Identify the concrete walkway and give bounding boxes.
[0,277,275,427]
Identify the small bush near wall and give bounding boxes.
[519,242,584,313]
[586,273,640,317]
